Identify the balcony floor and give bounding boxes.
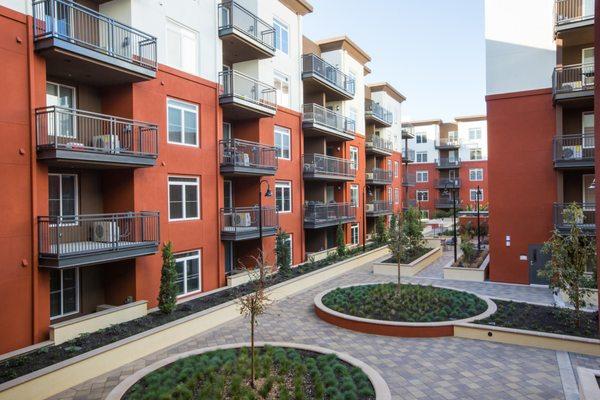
[365,114,392,128]
[304,216,356,229]
[302,122,355,142]
[366,210,393,217]
[220,96,277,120]
[365,147,393,156]
[303,172,354,182]
[221,226,277,241]
[302,74,354,102]
[219,28,275,64]
[35,37,156,86]
[37,147,157,169]
[220,164,277,177]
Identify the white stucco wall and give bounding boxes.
[457,120,488,161]
[485,0,556,95]
[403,123,438,163]
[370,90,403,152]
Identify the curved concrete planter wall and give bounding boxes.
[105,342,392,400]
[314,284,497,337]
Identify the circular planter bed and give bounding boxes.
[106,342,391,400]
[315,283,496,337]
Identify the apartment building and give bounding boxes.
[0,0,405,354]
[485,0,597,285]
[401,117,488,219]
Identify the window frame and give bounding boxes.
[274,70,291,108]
[350,184,359,208]
[470,189,484,202]
[394,161,399,178]
[416,151,428,163]
[284,234,293,266]
[468,127,482,141]
[469,148,483,161]
[416,190,429,202]
[48,173,79,226]
[168,176,201,221]
[416,170,429,183]
[275,181,292,213]
[416,132,427,144]
[349,146,359,170]
[174,250,202,297]
[50,268,80,320]
[166,19,199,75]
[167,98,199,147]
[274,125,291,160]
[273,18,289,54]
[394,188,400,204]
[350,224,359,245]
[469,168,484,181]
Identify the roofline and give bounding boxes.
[454,115,487,122]
[367,82,406,102]
[279,0,313,15]
[408,119,444,126]
[316,35,372,65]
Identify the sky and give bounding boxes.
[302,0,486,122]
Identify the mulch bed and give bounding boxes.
[451,250,489,269]
[381,246,432,265]
[0,244,383,385]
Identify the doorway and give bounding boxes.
[528,244,550,285]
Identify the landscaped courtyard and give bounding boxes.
[49,250,600,400]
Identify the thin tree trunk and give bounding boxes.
[250,311,255,388]
[397,260,401,293]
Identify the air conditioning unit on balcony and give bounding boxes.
[232,212,252,227]
[366,204,375,213]
[366,173,374,180]
[562,145,583,160]
[93,221,119,243]
[93,135,121,152]
[235,152,250,166]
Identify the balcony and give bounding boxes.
[302,104,356,141]
[555,0,595,32]
[402,173,416,187]
[435,198,460,209]
[219,70,277,120]
[553,134,595,168]
[220,207,278,241]
[35,107,158,168]
[302,54,355,101]
[365,135,394,156]
[554,203,595,233]
[553,64,595,102]
[365,99,393,128]
[366,201,393,217]
[38,212,160,268]
[304,202,356,229]
[402,149,415,163]
[436,158,461,169]
[32,0,157,85]
[435,178,461,189]
[303,154,356,181]
[366,168,393,185]
[401,123,415,139]
[219,139,277,176]
[435,137,461,150]
[218,1,275,64]
[402,199,417,209]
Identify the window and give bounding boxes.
[274,70,290,108]
[350,184,359,207]
[223,122,232,140]
[351,224,359,245]
[421,210,429,219]
[416,151,428,163]
[273,18,289,54]
[46,82,76,138]
[469,168,484,181]
[387,159,392,172]
[274,126,291,159]
[224,180,233,209]
[349,107,358,125]
[49,173,78,221]
[470,189,483,202]
[416,171,429,183]
[282,234,293,266]
[166,20,198,75]
[350,146,359,170]
[175,250,201,296]
[470,148,483,160]
[469,128,482,140]
[387,187,392,202]
[169,176,200,221]
[394,188,400,204]
[394,161,399,178]
[416,190,429,202]
[276,181,292,213]
[416,132,427,143]
[50,268,79,319]
[167,99,198,146]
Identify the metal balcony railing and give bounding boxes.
[436,158,461,168]
[366,135,394,153]
[367,201,393,214]
[435,178,461,189]
[38,212,160,261]
[435,138,461,148]
[220,207,278,235]
[303,154,356,179]
[367,168,393,183]
[302,54,356,96]
[218,1,275,50]
[403,199,417,209]
[32,0,157,71]
[220,139,277,171]
[402,149,415,162]
[435,198,460,208]
[402,173,416,186]
[554,133,595,163]
[555,0,595,27]
[304,202,356,225]
[365,99,393,125]
[303,104,356,133]
[401,123,415,138]
[219,70,277,110]
[554,203,595,231]
[35,106,158,158]
[553,63,595,96]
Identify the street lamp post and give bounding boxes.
[443,183,458,262]
[476,185,481,251]
[258,179,272,255]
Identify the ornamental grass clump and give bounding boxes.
[322,283,488,323]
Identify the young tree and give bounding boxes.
[336,224,347,257]
[403,206,425,254]
[460,233,475,265]
[157,242,178,314]
[238,253,272,388]
[540,203,597,326]
[275,229,291,277]
[375,216,388,244]
[388,212,408,292]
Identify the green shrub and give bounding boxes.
[336,224,347,257]
[157,242,178,314]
